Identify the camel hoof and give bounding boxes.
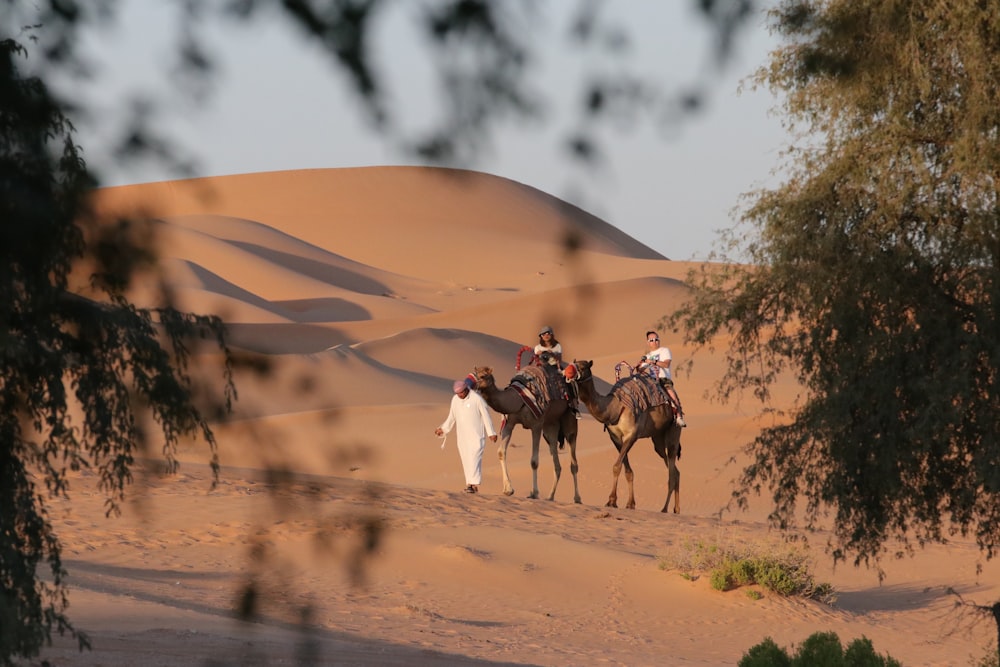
[605,501,617,508]
[503,489,515,496]
[574,497,582,504]
[527,492,539,500]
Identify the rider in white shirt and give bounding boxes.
[638,330,687,427]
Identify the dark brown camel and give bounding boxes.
[472,366,581,503]
[566,359,680,513]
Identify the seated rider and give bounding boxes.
[534,325,580,416]
[534,326,563,367]
[637,330,687,427]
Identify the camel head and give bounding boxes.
[472,366,497,390]
[567,359,593,382]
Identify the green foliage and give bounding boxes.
[0,33,234,665]
[739,632,901,667]
[710,566,735,591]
[739,637,792,667]
[842,636,902,667]
[673,0,1000,575]
[659,535,835,602]
[793,631,844,666]
[709,553,833,600]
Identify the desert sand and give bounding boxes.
[36,167,997,666]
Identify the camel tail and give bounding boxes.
[558,425,565,450]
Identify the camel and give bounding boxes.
[472,365,581,503]
[565,359,680,513]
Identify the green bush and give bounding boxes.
[842,637,904,667]
[704,552,833,601]
[738,637,792,667]
[793,631,845,666]
[732,558,757,587]
[739,632,901,667]
[658,536,835,602]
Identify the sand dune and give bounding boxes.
[45,166,998,666]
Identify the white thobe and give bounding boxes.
[438,391,496,485]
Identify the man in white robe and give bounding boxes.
[435,380,497,493]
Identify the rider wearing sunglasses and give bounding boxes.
[639,330,686,427]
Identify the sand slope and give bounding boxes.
[41,167,998,666]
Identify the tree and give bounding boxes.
[2,0,759,663]
[673,0,999,656]
[0,34,235,664]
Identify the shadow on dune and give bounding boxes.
[833,583,960,614]
[224,322,351,353]
[228,241,394,295]
[63,559,540,667]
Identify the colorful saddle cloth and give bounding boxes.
[611,373,669,418]
[509,365,565,419]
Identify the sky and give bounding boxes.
[64,1,790,262]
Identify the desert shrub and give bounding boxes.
[841,636,903,667]
[658,538,723,572]
[710,565,735,591]
[752,556,810,597]
[738,637,792,667]
[660,536,835,602]
[794,631,845,666]
[739,632,901,667]
[732,557,757,586]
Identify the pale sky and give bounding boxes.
[63,1,790,262]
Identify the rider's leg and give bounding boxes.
[661,379,687,427]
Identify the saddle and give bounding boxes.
[611,373,669,418]
[509,364,567,419]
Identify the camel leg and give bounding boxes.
[605,431,625,508]
[654,429,681,513]
[666,425,682,513]
[543,426,562,501]
[663,456,680,514]
[622,453,636,510]
[565,417,581,504]
[497,421,516,496]
[528,428,541,499]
